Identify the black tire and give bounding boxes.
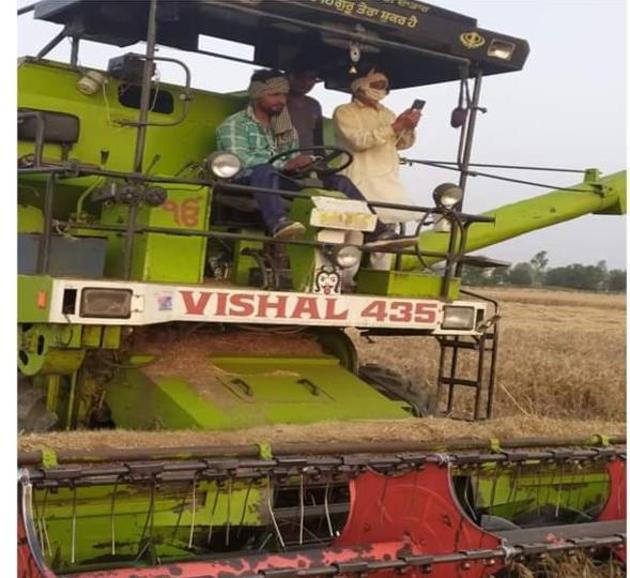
[18,375,58,433]
[358,363,434,417]
[313,328,358,374]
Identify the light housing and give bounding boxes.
[207,152,243,179]
[432,182,463,209]
[487,39,516,61]
[331,245,362,269]
[442,305,476,330]
[80,288,133,319]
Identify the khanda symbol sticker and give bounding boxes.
[460,31,486,49]
[314,267,341,295]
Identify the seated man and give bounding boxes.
[216,69,371,240]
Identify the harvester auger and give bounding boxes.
[17,1,626,577]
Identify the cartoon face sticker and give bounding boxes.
[314,267,341,295]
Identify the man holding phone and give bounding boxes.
[333,68,422,234]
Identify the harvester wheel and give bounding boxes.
[358,363,434,417]
[17,375,58,432]
[313,328,358,373]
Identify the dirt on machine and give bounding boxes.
[17,1,626,577]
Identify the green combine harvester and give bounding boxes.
[17,1,626,577]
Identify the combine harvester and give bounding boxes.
[17,1,626,576]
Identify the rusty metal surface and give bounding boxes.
[596,459,626,562]
[333,463,502,578]
[21,447,626,488]
[18,449,627,578]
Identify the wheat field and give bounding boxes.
[353,287,626,424]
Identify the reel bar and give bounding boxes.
[21,447,625,489]
[18,435,626,466]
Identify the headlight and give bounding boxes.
[487,39,515,61]
[442,306,475,330]
[432,182,463,209]
[207,152,242,179]
[80,288,133,318]
[331,245,362,269]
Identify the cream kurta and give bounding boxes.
[333,100,416,223]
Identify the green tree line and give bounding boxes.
[462,251,626,292]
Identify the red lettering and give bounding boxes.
[257,295,288,318]
[229,294,256,317]
[181,197,201,227]
[390,301,413,323]
[162,197,201,228]
[180,291,212,315]
[361,300,387,322]
[414,302,438,323]
[290,297,321,320]
[215,292,228,316]
[162,200,180,225]
[324,298,349,321]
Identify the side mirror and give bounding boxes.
[450,107,468,128]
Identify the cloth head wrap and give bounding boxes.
[350,69,389,101]
[248,74,295,146]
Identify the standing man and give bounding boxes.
[286,59,323,148]
[216,69,312,239]
[286,60,396,244]
[333,68,421,229]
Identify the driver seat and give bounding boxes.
[209,186,291,228]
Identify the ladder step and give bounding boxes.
[440,341,479,350]
[439,377,481,388]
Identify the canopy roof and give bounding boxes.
[33,0,529,89]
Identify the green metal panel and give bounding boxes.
[33,479,265,569]
[18,59,241,180]
[100,184,210,283]
[288,196,318,291]
[17,204,43,233]
[401,171,627,270]
[105,355,410,431]
[471,463,609,522]
[40,349,85,375]
[82,326,102,348]
[102,326,122,349]
[357,269,460,299]
[17,275,52,323]
[231,231,265,286]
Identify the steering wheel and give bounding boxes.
[268,146,353,178]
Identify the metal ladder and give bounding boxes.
[435,291,500,420]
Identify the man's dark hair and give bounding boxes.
[288,55,319,76]
[250,68,285,83]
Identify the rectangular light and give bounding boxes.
[487,39,516,61]
[442,306,476,330]
[80,288,133,319]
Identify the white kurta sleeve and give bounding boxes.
[333,106,396,152]
[396,128,416,150]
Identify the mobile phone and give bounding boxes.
[412,98,426,110]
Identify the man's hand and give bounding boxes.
[392,109,422,134]
[283,154,314,173]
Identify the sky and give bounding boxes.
[15,0,628,269]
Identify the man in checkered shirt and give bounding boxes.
[216,69,367,240]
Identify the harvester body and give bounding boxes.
[17,1,626,577]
